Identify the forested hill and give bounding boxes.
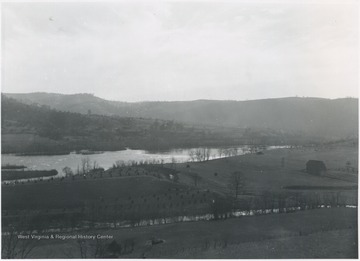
[1,96,252,154]
[4,92,358,139]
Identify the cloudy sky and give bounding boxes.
[2,0,358,101]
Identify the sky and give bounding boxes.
[1,0,359,102]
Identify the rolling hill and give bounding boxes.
[1,96,257,154]
[4,92,358,139]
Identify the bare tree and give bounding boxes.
[204,148,211,161]
[62,166,73,177]
[217,148,224,158]
[188,150,196,162]
[229,148,238,156]
[2,228,37,259]
[81,157,91,175]
[93,160,99,170]
[195,149,203,162]
[228,171,244,198]
[190,148,212,162]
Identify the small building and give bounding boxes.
[306,160,327,175]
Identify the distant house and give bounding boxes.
[306,160,327,175]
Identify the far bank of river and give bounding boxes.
[1,146,289,178]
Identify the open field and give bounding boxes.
[2,176,190,210]
[172,141,358,196]
[22,207,357,258]
[2,141,358,258]
[3,141,357,223]
[172,228,357,259]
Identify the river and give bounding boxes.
[1,146,288,177]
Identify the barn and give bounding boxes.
[306,160,327,175]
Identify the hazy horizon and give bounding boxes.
[2,0,359,102]
[3,91,358,103]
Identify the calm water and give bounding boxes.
[1,146,288,177]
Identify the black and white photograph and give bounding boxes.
[1,0,358,258]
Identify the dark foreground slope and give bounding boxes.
[6,207,358,258]
[5,92,358,139]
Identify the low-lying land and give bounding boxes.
[1,140,358,258]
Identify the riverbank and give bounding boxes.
[2,141,357,258]
[2,145,281,180]
[2,169,58,181]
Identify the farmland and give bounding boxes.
[2,139,358,258]
[15,207,358,258]
[2,2,358,258]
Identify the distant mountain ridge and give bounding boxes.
[4,92,358,139]
[3,95,254,154]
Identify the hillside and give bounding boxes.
[4,93,358,139]
[1,96,256,154]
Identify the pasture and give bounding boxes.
[24,207,358,258]
[2,141,357,258]
[173,142,358,196]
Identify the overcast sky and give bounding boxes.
[2,0,358,101]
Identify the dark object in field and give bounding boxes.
[145,238,165,246]
[2,169,58,181]
[256,151,264,155]
[306,160,327,175]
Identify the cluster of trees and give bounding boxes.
[113,159,166,169]
[187,146,264,163]
[217,148,241,158]
[188,148,213,162]
[230,190,354,214]
[150,119,184,131]
[62,157,102,177]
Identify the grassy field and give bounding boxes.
[2,141,357,221]
[2,141,358,258]
[173,142,358,196]
[24,207,357,258]
[172,229,357,259]
[2,175,190,210]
